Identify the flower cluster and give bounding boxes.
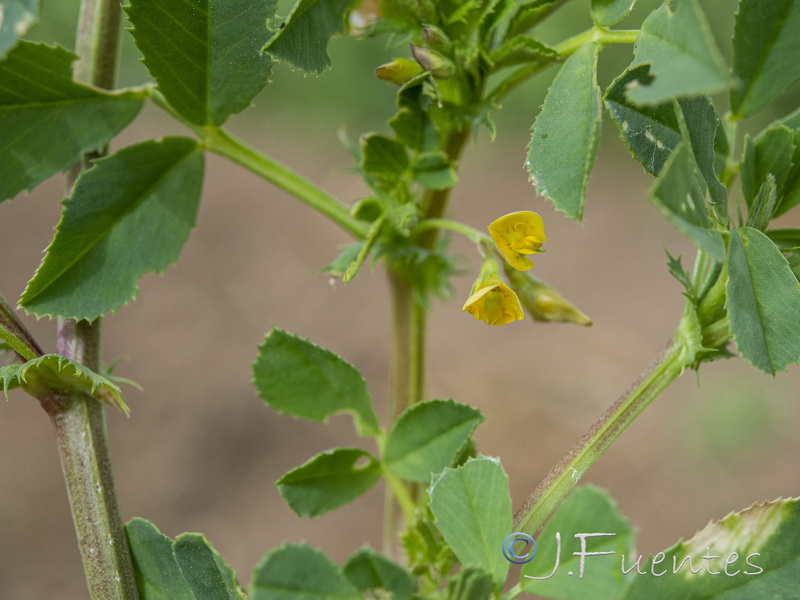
[463,211,546,326]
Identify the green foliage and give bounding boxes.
[263,0,358,74]
[731,0,800,118]
[429,456,511,589]
[621,497,800,599]
[522,486,634,600]
[604,65,681,176]
[677,97,728,222]
[0,41,144,203]
[251,543,360,600]
[527,43,602,221]
[649,143,725,261]
[252,328,380,436]
[125,0,275,126]
[590,0,635,27]
[741,127,796,215]
[20,137,204,320]
[126,518,246,600]
[384,399,484,483]
[0,354,127,413]
[174,534,247,600]
[276,448,382,517]
[725,227,800,374]
[343,547,417,600]
[626,0,729,105]
[0,0,37,58]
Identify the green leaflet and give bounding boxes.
[263,0,358,74]
[731,0,800,118]
[126,519,196,600]
[429,456,511,589]
[20,137,204,320]
[125,0,275,126]
[591,0,636,26]
[488,36,558,71]
[174,534,247,600]
[604,65,681,176]
[0,0,37,59]
[343,547,416,600]
[726,227,800,374]
[522,486,635,600]
[0,354,127,414]
[527,42,601,221]
[384,399,484,483]
[677,97,728,223]
[0,294,39,360]
[277,448,382,517]
[626,0,729,105]
[412,152,457,190]
[251,543,361,600]
[506,0,566,38]
[740,126,796,213]
[252,328,380,436]
[126,519,246,600]
[650,143,725,261]
[621,497,800,599]
[0,41,144,202]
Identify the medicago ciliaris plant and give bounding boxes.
[1,0,800,598]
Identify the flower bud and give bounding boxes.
[421,25,451,52]
[410,43,455,79]
[375,58,423,85]
[505,267,592,326]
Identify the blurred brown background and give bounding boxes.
[2,0,799,597]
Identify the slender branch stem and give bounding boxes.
[200,126,369,239]
[514,340,690,535]
[417,218,490,246]
[488,27,639,103]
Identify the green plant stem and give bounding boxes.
[49,320,139,600]
[416,218,491,246]
[489,27,638,103]
[197,126,368,239]
[45,1,139,599]
[514,334,693,536]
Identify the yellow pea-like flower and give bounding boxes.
[488,211,546,271]
[462,272,524,326]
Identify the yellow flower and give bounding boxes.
[488,211,546,271]
[462,276,524,326]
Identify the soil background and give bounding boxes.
[2,1,800,597]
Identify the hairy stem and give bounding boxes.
[514,341,690,535]
[201,126,369,239]
[50,321,139,600]
[46,2,140,599]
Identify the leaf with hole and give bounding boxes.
[277,448,381,517]
[253,329,379,436]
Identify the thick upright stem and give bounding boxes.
[51,320,138,600]
[45,1,140,599]
[388,271,427,420]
